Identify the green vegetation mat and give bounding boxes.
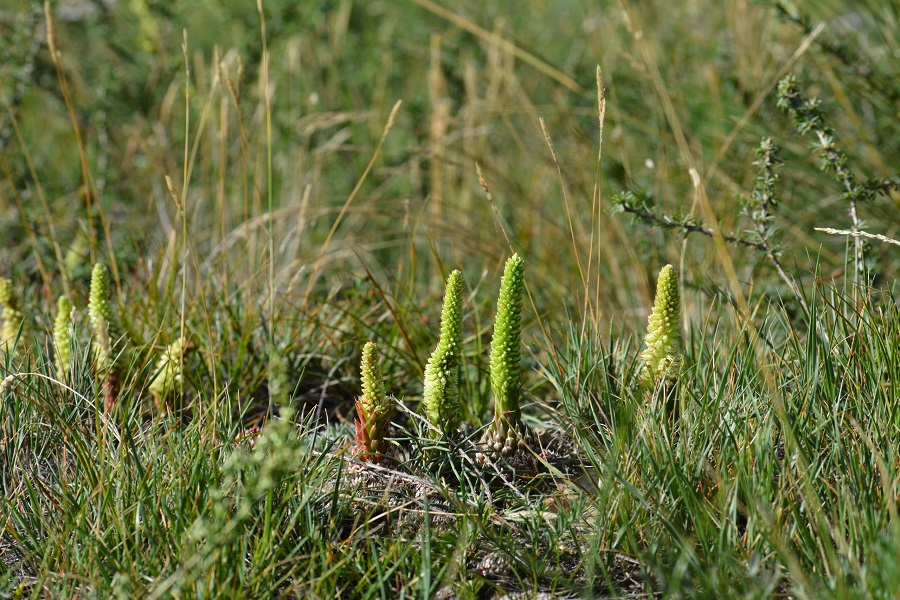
[1,0,899,597]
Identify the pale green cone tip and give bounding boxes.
[355,341,394,459]
[88,263,125,371]
[54,295,74,377]
[149,337,188,401]
[489,254,525,419]
[477,254,533,465]
[88,264,122,334]
[358,341,388,420]
[640,264,682,388]
[423,269,464,435]
[0,278,25,354]
[0,279,15,308]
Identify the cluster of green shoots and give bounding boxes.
[3,255,684,471]
[351,254,685,468]
[351,255,534,467]
[1,263,191,413]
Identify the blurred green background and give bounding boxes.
[1,0,898,326]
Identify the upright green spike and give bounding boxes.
[354,341,394,462]
[477,254,534,466]
[640,264,683,389]
[88,263,127,410]
[0,278,25,356]
[88,263,124,372]
[53,295,74,378]
[422,270,464,436]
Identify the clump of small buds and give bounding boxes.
[149,336,194,413]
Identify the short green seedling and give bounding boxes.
[476,254,534,467]
[422,269,464,437]
[639,264,683,392]
[0,278,26,357]
[353,341,395,463]
[53,295,74,380]
[88,263,128,410]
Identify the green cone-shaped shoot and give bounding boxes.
[88,263,125,371]
[354,341,394,462]
[0,278,25,356]
[477,254,534,465]
[88,263,127,409]
[640,264,682,388]
[422,270,464,436]
[53,296,74,378]
[149,336,192,411]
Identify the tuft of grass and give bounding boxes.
[547,285,900,597]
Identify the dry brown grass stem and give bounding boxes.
[588,66,607,328]
[428,33,451,217]
[301,100,403,312]
[44,1,115,279]
[539,117,590,316]
[411,0,585,94]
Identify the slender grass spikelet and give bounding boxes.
[53,295,74,378]
[354,341,394,462]
[422,269,464,436]
[640,264,683,389]
[0,278,26,357]
[477,254,534,466]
